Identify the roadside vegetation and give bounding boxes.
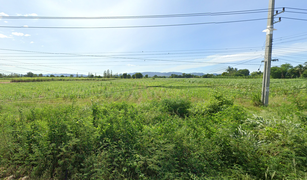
[0,78,307,179]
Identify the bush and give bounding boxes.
[251,92,262,106]
[291,92,307,110]
[159,98,191,117]
[190,93,234,116]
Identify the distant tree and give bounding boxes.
[270,67,282,78]
[70,74,74,77]
[106,69,110,78]
[144,74,149,78]
[88,73,94,78]
[226,66,238,75]
[38,73,43,77]
[280,63,293,78]
[50,74,55,77]
[26,72,34,77]
[251,71,262,77]
[221,72,229,76]
[127,74,131,79]
[302,70,307,78]
[295,64,304,77]
[134,73,143,79]
[123,73,128,79]
[288,68,299,78]
[60,75,64,77]
[202,74,214,78]
[237,69,250,76]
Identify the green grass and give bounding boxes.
[0,78,307,179]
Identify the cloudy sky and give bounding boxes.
[1,0,307,75]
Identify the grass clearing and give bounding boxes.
[0,78,307,179]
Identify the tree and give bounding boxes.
[221,72,229,76]
[38,73,43,77]
[202,74,214,78]
[280,63,293,78]
[144,74,149,78]
[251,71,262,77]
[26,72,34,77]
[134,73,143,79]
[70,74,74,77]
[288,68,299,78]
[226,66,238,75]
[295,64,304,77]
[50,74,55,77]
[270,67,282,78]
[237,69,250,76]
[123,73,128,79]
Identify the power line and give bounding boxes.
[0,46,263,54]
[0,48,263,64]
[0,18,269,29]
[0,8,274,20]
[285,7,307,11]
[286,11,307,15]
[281,17,307,21]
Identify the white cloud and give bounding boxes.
[17,13,38,16]
[0,12,9,16]
[24,13,38,17]
[11,32,31,37]
[127,64,136,66]
[12,32,24,36]
[4,21,8,23]
[0,34,10,38]
[23,25,28,28]
[30,41,34,44]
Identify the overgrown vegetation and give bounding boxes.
[0,78,307,179]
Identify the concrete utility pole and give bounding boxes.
[261,0,275,106]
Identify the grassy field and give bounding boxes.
[1,78,307,179]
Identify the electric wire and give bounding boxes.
[281,17,307,22]
[0,18,269,29]
[0,8,273,20]
[285,7,307,11]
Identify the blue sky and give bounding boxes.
[0,0,307,75]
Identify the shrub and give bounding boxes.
[251,92,262,106]
[291,92,307,110]
[160,98,191,117]
[190,93,234,116]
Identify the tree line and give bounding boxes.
[1,63,307,79]
[270,62,307,78]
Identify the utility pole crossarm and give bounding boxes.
[261,0,275,106]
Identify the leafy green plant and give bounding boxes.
[160,98,191,117]
[251,92,262,106]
